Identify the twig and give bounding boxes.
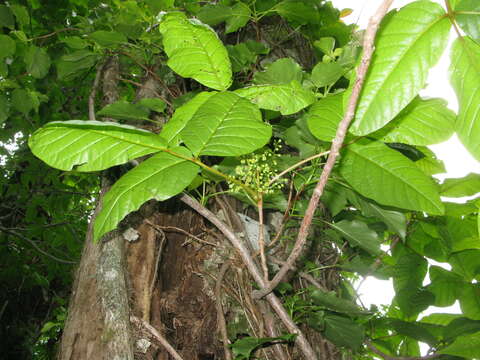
[215,261,233,360]
[268,150,330,186]
[365,340,440,360]
[180,194,317,360]
[30,27,79,41]
[268,257,326,291]
[89,60,106,121]
[130,316,185,360]
[254,0,395,300]
[145,220,217,247]
[257,196,269,282]
[0,227,77,264]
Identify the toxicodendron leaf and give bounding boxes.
[29,120,166,171]
[159,12,232,90]
[24,46,51,79]
[89,30,127,46]
[161,92,216,145]
[330,219,381,255]
[438,330,480,358]
[253,58,303,85]
[350,1,450,135]
[450,37,480,161]
[440,173,480,197]
[94,147,199,241]
[323,315,365,350]
[339,140,444,215]
[97,100,150,122]
[310,289,368,316]
[455,0,480,42]
[307,93,343,142]
[374,97,456,145]
[235,80,315,115]
[427,266,465,307]
[180,92,272,156]
[0,35,15,59]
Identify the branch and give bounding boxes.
[131,316,185,360]
[0,226,77,264]
[254,0,395,300]
[88,60,107,121]
[215,261,233,360]
[180,194,317,360]
[365,340,440,360]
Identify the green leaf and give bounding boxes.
[350,1,450,135]
[0,35,15,59]
[10,4,29,27]
[159,12,232,90]
[225,3,251,34]
[455,0,480,42]
[459,283,480,320]
[310,289,368,316]
[441,173,480,197]
[231,334,296,360]
[253,58,303,85]
[97,100,150,122]
[57,50,98,80]
[330,219,381,255]
[428,266,465,307]
[235,80,315,115]
[444,317,480,341]
[11,88,34,115]
[62,36,88,49]
[389,319,439,346]
[339,140,444,215]
[311,62,345,88]
[438,330,480,357]
[421,313,463,326]
[196,4,230,26]
[307,93,343,142]
[0,94,9,125]
[94,147,199,241]
[180,92,272,156]
[415,147,446,176]
[89,30,127,46]
[0,5,14,29]
[323,315,365,350]
[349,194,407,240]
[449,249,480,281]
[374,98,456,146]
[314,37,336,55]
[24,46,51,79]
[450,37,480,161]
[29,120,166,171]
[396,286,435,319]
[161,92,216,145]
[275,0,319,25]
[392,245,428,291]
[138,98,166,113]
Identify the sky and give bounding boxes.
[332,0,480,319]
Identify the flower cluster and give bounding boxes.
[229,141,285,195]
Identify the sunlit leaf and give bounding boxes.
[235,81,315,115]
[94,147,199,241]
[350,1,450,135]
[159,12,232,90]
[29,120,166,171]
[307,93,343,142]
[253,58,303,85]
[455,0,480,42]
[438,331,480,357]
[180,92,271,156]
[450,37,480,161]
[441,173,480,197]
[374,97,455,145]
[339,140,444,215]
[97,100,150,122]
